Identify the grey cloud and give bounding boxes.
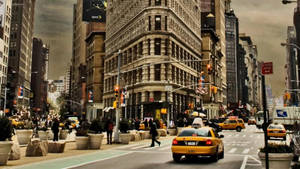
[232,0,295,97]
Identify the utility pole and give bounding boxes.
[114,50,121,143]
[262,75,269,169]
[3,87,7,113]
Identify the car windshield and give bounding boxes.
[68,117,78,121]
[268,125,284,129]
[178,129,211,137]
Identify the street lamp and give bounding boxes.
[282,0,297,4]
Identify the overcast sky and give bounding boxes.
[34,0,296,97]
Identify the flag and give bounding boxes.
[18,86,24,98]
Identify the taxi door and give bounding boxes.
[229,120,237,129]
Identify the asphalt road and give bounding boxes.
[71,125,268,169]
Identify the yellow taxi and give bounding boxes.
[171,127,224,162]
[267,124,286,140]
[9,117,24,128]
[218,118,245,132]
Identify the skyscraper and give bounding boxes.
[8,0,36,111]
[31,38,49,114]
[294,0,300,92]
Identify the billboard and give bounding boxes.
[82,0,107,22]
[0,0,5,27]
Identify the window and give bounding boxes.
[154,64,161,81]
[149,0,151,6]
[148,16,151,31]
[154,38,161,55]
[165,39,169,55]
[155,15,161,30]
[165,16,167,31]
[148,39,151,55]
[155,0,161,6]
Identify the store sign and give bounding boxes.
[82,0,107,22]
[261,62,273,75]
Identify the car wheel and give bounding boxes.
[211,148,219,162]
[219,149,224,159]
[173,153,182,163]
[283,137,286,141]
[236,127,242,132]
[293,155,299,162]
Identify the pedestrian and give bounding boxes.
[51,118,59,141]
[135,118,140,131]
[150,122,161,147]
[106,118,114,144]
[149,119,153,128]
[144,119,148,130]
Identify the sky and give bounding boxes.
[34,0,296,97]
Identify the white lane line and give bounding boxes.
[248,155,262,164]
[234,134,240,138]
[144,147,156,150]
[131,144,149,150]
[242,148,250,154]
[228,148,237,153]
[240,155,249,169]
[117,143,146,149]
[227,134,232,137]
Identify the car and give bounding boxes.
[218,118,245,132]
[9,117,24,128]
[248,117,256,125]
[267,123,286,140]
[171,127,224,162]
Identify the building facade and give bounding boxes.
[237,43,247,105]
[225,9,239,108]
[285,26,298,105]
[85,22,105,121]
[105,0,202,120]
[71,0,87,114]
[31,38,49,114]
[0,0,12,108]
[294,0,300,99]
[8,0,35,111]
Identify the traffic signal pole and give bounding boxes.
[114,50,121,143]
[262,75,269,169]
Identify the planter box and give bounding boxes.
[157,129,167,137]
[258,152,293,169]
[119,133,131,144]
[48,141,66,153]
[16,129,33,145]
[168,129,177,136]
[60,130,68,140]
[144,131,151,139]
[38,131,48,141]
[88,134,104,149]
[47,130,54,140]
[76,136,89,150]
[0,141,13,165]
[138,131,145,140]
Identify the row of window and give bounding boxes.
[148,15,167,31]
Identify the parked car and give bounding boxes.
[248,117,256,125]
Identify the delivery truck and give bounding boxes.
[273,107,300,130]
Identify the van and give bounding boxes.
[192,118,204,128]
[273,107,300,130]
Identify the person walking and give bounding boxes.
[106,118,114,144]
[150,122,161,147]
[135,118,140,131]
[52,118,59,141]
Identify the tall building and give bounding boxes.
[105,0,202,120]
[85,22,105,121]
[294,0,300,94]
[31,38,49,114]
[239,34,260,109]
[200,0,226,106]
[237,43,247,105]
[225,8,239,108]
[64,64,71,95]
[0,0,12,108]
[7,0,36,112]
[285,26,298,105]
[71,0,87,114]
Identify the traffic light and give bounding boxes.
[114,85,120,97]
[207,64,213,74]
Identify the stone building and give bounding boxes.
[85,22,106,121]
[105,0,202,120]
[8,0,35,111]
[71,0,87,114]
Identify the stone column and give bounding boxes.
[143,40,148,56]
[161,64,166,81]
[150,39,155,56]
[150,91,154,101]
[161,92,166,102]
[142,66,148,81]
[173,66,177,84]
[161,39,166,56]
[150,65,155,81]
[167,39,172,56]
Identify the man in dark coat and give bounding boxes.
[52,118,59,141]
[150,122,161,147]
[105,118,114,144]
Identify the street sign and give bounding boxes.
[262,62,273,75]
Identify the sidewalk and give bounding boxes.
[1,133,173,169]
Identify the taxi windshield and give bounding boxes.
[268,125,284,129]
[178,129,211,137]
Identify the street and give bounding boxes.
[71,125,265,169]
[12,125,270,169]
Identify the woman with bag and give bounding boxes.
[150,122,161,147]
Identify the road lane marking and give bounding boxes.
[131,144,150,150]
[248,155,262,164]
[62,152,133,169]
[240,155,249,169]
[228,148,237,153]
[144,147,156,150]
[242,148,250,154]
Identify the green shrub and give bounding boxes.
[0,115,13,141]
[119,119,129,133]
[89,119,103,134]
[260,143,292,153]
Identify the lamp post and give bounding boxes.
[282,0,297,4]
